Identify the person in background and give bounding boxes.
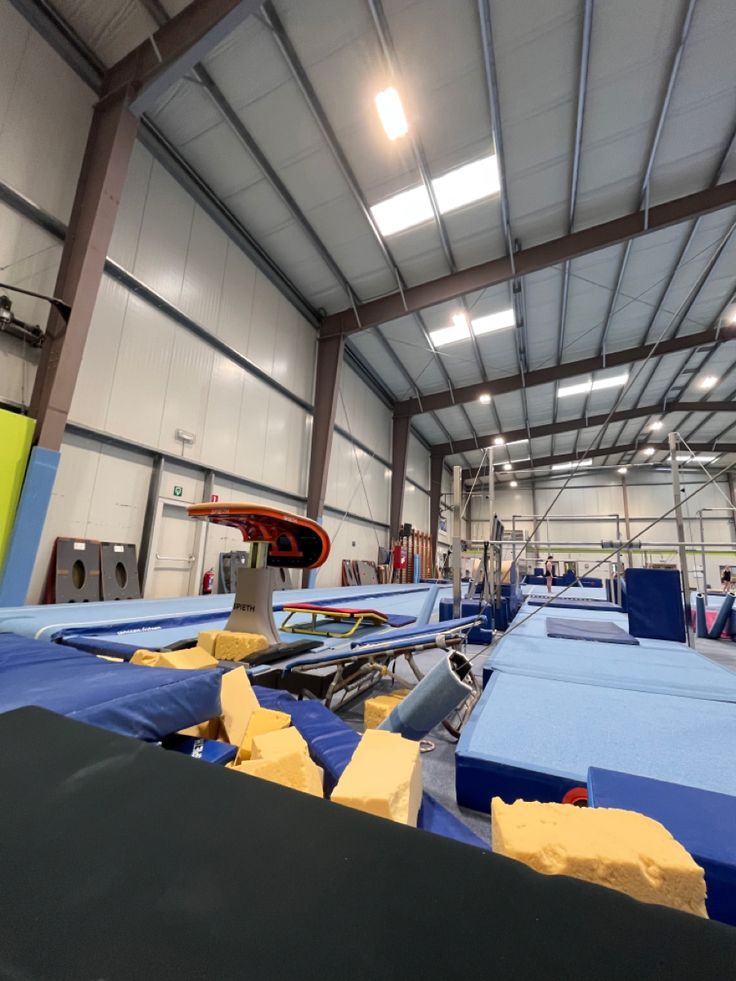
[545,555,555,594]
[722,566,733,594]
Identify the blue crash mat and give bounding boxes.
[527,597,621,612]
[456,673,736,812]
[545,617,639,645]
[588,767,736,927]
[0,633,221,741]
[254,686,487,851]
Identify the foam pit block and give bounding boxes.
[236,707,291,762]
[331,729,422,827]
[214,631,270,662]
[231,752,323,797]
[251,726,309,760]
[157,647,218,670]
[364,690,409,729]
[219,666,259,746]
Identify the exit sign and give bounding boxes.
[173,485,183,498]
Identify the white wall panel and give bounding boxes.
[402,484,429,532]
[271,300,316,403]
[158,330,214,459]
[326,432,390,525]
[200,354,243,474]
[406,433,429,491]
[317,514,388,588]
[179,207,228,328]
[216,240,256,352]
[133,161,193,302]
[334,365,391,460]
[107,142,152,271]
[247,272,280,374]
[234,372,271,484]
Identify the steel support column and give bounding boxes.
[30,86,139,450]
[621,471,634,568]
[306,334,345,523]
[389,413,410,543]
[668,431,693,646]
[429,453,443,568]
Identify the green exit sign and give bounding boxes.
[173,485,183,498]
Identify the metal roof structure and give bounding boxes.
[26,0,736,479]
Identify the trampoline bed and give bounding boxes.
[456,673,736,812]
[0,633,221,741]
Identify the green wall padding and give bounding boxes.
[0,409,35,574]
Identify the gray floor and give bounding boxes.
[336,630,736,847]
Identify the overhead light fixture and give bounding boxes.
[642,446,656,456]
[493,435,505,445]
[649,420,663,431]
[429,313,470,347]
[618,467,628,474]
[502,463,512,471]
[370,153,499,236]
[478,393,491,404]
[699,375,718,390]
[668,454,717,464]
[506,438,529,447]
[374,87,408,140]
[557,372,629,399]
[471,308,515,336]
[509,480,518,488]
[551,459,593,471]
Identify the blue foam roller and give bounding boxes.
[695,593,708,638]
[708,594,735,640]
[379,651,474,740]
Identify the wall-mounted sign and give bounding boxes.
[173,486,183,498]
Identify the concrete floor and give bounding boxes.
[337,630,736,847]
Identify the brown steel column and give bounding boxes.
[429,452,444,567]
[389,413,410,543]
[728,473,736,543]
[306,333,345,522]
[31,87,139,449]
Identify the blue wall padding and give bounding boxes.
[438,598,493,643]
[379,654,473,741]
[626,568,685,642]
[708,594,735,641]
[0,447,60,607]
[545,617,639,646]
[0,633,221,741]
[253,686,487,850]
[695,593,708,638]
[588,767,736,927]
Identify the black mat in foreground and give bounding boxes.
[1,707,734,980]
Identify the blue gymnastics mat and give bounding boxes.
[0,633,221,741]
[527,597,621,612]
[456,673,736,812]
[482,631,736,700]
[545,617,638,645]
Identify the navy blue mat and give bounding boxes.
[528,598,621,612]
[0,633,221,741]
[545,617,639,645]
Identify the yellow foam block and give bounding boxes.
[235,707,291,762]
[251,725,308,761]
[331,729,422,827]
[219,667,259,746]
[232,753,323,797]
[157,647,218,670]
[491,798,707,918]
[197,630,222,655]
[178,720,219,739]
[130,649,162,667]
[214,631,270,662]
[363,690,409,729]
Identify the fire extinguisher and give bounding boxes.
[202,568,214,594]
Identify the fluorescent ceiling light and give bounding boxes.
[502,463,512,471]
[668,454,717,464]
[506,438,529,447]
[493,436,505,445]
[371,183,433,236]
[642,446,656,456]
[551,458,593,471]
[558,380,593,398]
[471,308,515,336]
[557,372,629,399]
[509,480,518,488]
[370,153,499,236]
[429,313,470,348]
[592,372,628,392]
[478,393,491,404]
[618,467,628,474]
[699,375,718,390]
[649,420,663,431]
[375,87,408,140]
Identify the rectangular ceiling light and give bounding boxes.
[370,153,499,236]
[430,314,470,348]
[471,308,515,336]
[551,458,594,471]
[591,372,629,392]
[432,154,500,214]
[506,438,529,446]
[375,87,409,140]
[371,183,433,236]
[558,380,593,398]
[667,454,717,464]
